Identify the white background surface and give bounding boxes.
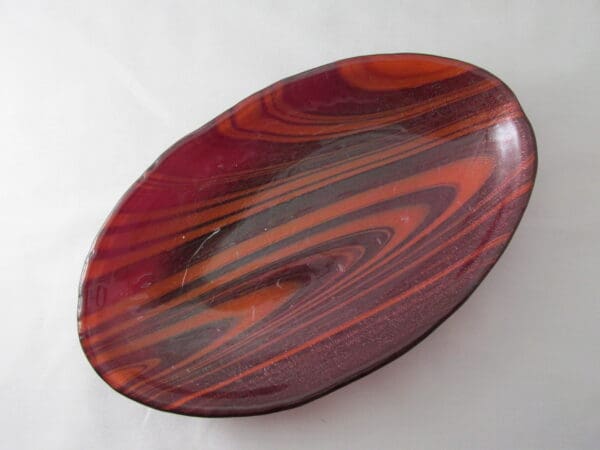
[1,1,599,449]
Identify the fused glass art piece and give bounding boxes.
[79,54,537,416]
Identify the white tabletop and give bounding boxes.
[2,1,598,449]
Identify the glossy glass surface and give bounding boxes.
[79,54,537,416]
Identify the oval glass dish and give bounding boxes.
[79,54,537,417]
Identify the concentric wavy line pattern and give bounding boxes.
[78,54,537,416]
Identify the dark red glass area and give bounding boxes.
[79,54,537,416]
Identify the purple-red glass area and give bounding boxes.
[78,54,537,416]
